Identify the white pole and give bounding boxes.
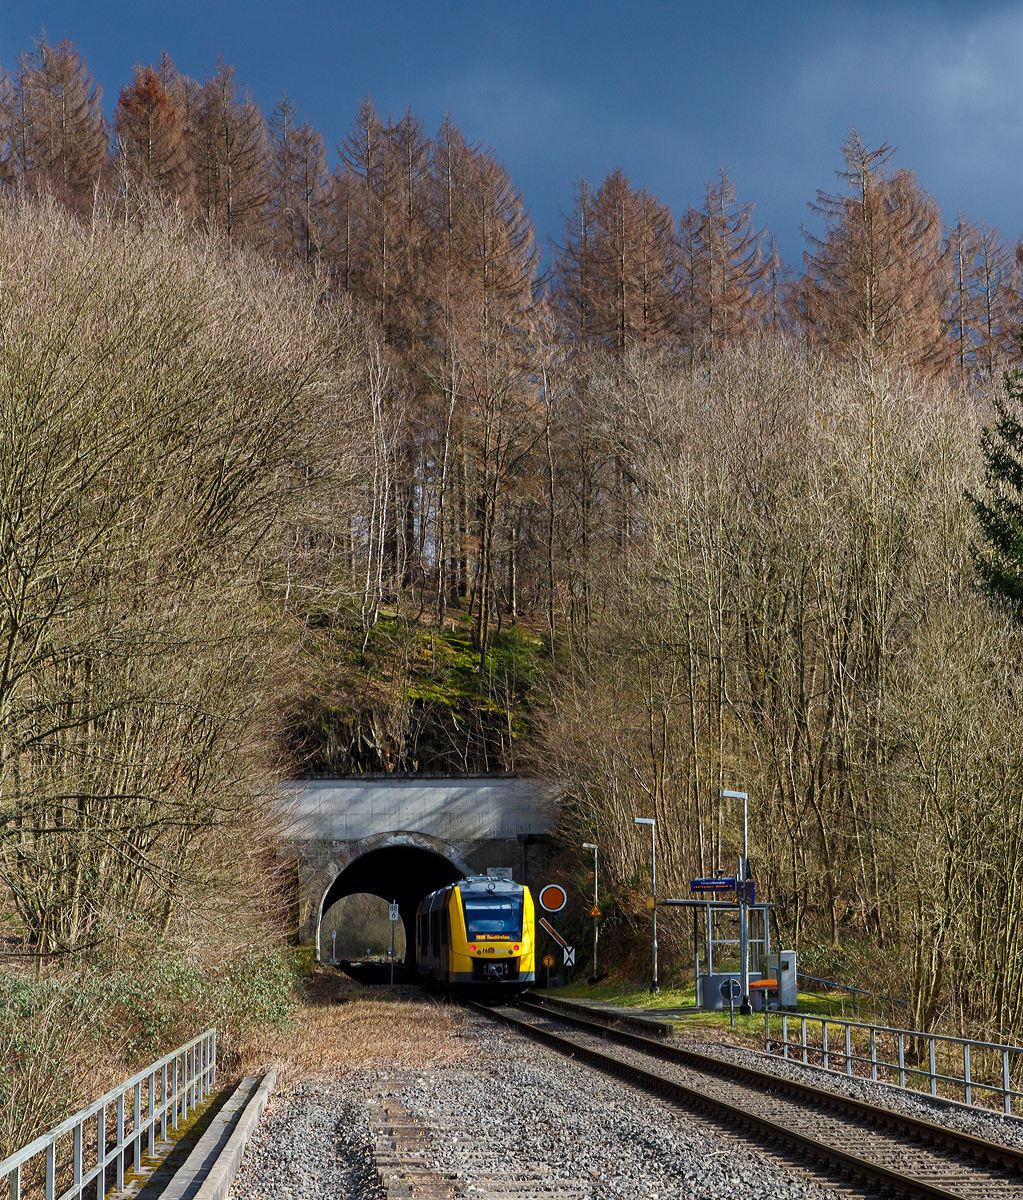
[723,791,751,1013]
[390,900,396,985]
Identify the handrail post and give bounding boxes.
[1004,1049,1011,1114]
[116,1092,125,1191]
[898,1033,905,1088]
[172,1056,179,1130]
[822,1020,829,1071]
[964,1042,971,1106]
[44,1143,55,1200]
[845,1025,852,1076]
[212,1029,217,1088]
[782,1014,789,1060]
[9,1163,19,1200]
[96,1106,105,1200]
[161,1062,169,1140]
[134,1082,142,1174]
[929,1038,937,1097]
[870,1027,877,1081]
[801,1017,807,1064]
[73,1122,82,1200]
[149,1071,156,1158]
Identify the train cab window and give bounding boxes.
[461,894,522,938]
[430,910,440,949]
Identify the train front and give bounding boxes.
[451,876,535,992]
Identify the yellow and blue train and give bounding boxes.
[416,875,535,993]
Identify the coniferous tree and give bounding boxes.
[798,132,950,373]
[555,168,676,352]
[192,60,267,243]
[10,38,108,200]
[972,223,1020,378]
[677,167,770,354]
[114,62,194,209]
[968,334,1023,611]
[266,94,330,266]
[552,178,598,344]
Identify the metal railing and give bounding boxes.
[796,972,908,1015]
[1,1028,216,1200]
[766,1012,1023,1114]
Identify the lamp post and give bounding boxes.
[582,843,598,976]
[634,817,658,993]
[722,790,750,1013]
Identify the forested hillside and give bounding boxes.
[3,33,1023,1077]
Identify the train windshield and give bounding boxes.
[461,894,522,937]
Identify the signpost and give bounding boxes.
[722,790,751,1013]
[389,901,399,985]
[720,976,741,1027]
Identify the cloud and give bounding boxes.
[775,5,1023,235]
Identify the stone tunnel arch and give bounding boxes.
[316,833,471,964]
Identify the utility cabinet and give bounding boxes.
[761,950,797,1009]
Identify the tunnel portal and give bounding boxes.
[283,776,559,954]
[318,845,464,966]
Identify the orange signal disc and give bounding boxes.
[538,884,568,912]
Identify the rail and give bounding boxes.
[1,1028,216,1200]
[766,1012,1023,1114]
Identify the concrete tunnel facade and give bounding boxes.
[279,776,561,961]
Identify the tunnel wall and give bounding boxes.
[297,830,553,954]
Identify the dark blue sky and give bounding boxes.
[3,1,1021,266]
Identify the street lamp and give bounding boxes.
[634,817,658,993]
[722,790,750,1013]
[582,843,599,977]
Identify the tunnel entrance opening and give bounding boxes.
[321,893,408,963]
[317,844,464,968]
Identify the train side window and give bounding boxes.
[430,910,440,951]
[441,909,449,946]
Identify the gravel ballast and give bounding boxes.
[231,1007,857,1200]
[229,1076,385,1200]
[396,1013,841,1199]
[686,1032,1023,1149]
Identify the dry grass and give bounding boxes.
[235,968,465,1097]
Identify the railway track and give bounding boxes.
[472,996,1023,1200]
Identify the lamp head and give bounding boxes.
[582,842,597,849]
[634,817,655,826]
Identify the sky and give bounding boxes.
[2,1,1023,267]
